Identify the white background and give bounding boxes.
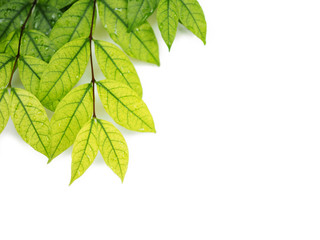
[1,0,320,239]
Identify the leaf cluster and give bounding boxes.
[0,0,206,184]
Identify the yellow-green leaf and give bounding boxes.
[157,0,179,50]
[21,30,57,62]
[127,0,158,31]
[0,30,19,56]
[49,84,93,160]
[97,80,155,132]
[38,38,90,111]
[94,39,143,97]
[70,119,98,184]
[0,53,15,88]
[0,88,10,134]
[18,56,48,98]
[96,118,129,182]
[0,0,32,41]
[177,0,207,44]
[49,0,95,49]
[10,88,50,157]
[97,0,160,65]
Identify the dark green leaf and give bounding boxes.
[0,0,32,41]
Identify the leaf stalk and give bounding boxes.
[89,0,97,118]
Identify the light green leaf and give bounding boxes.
[96,118,129,182]
[157,0,179,50]
[97,80,155,132]
[0,88,10,134]
[10,88,50,157]
[49,0,95,49]
[30,3,62,36]
[21,30,57,62]
[94,40,143,97]
[0,0,32,41]
[70,119,98,184]
[127,0,158,31]
[38,38,90,111]
[39,0,77,10]
[177,0,207,44]
[49,84,93,160]
[18,55,47,98]
[0,53,15,88]
[0,30,19,56]
[97,0,160,65]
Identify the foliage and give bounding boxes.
[0,0,207,184]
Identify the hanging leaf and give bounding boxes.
[127,0,159,31]
[0,53,15,88]
[49,0,95,49]
[30,3,62,36]
[97,80,155,132]
[157,0,179,50]
[70,119,98,184]
[38,38,90,111]
[21,30,57,62]
[39,0,78,10]
[49,84,93,160]
[10,88,50,157]
[18,55,47,98]
[94,40,143,97]
[0,30,19,56]
[0,88,10,134]
[96,118,129,182]
[177,0,207,44]
[0,0,32,41]
[97,0,160,65]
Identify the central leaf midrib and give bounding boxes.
[51,84,92,158]
[97,81,153,130]
[71,119,95,181]
[97,119,123,179]
[40,39,89,103]
[95,41,133,89]
[12,88,49,156]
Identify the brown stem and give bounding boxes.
[7,0,37,88]
[89,0,97,118]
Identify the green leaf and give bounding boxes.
[94,40,143,97]
[0,0,7,8]
[10,88,50,157]
[39,0,78,10]
[157,0,179,50]
[38,38,90,111]
[49,84,93,160]
[0,53,15,88]
[96,118,129,182]
[177,0,207,44]
[97,0,160,65]
[21,30,57,62]
[0,30,19,56]
[0,0,32,41]
[70,119,98,184]
[49,0,95,49]
[30,3,62,36]
[0,88,10,134]
[127,0,158,31]
[18,55,47,98]
[97,80,155,132]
